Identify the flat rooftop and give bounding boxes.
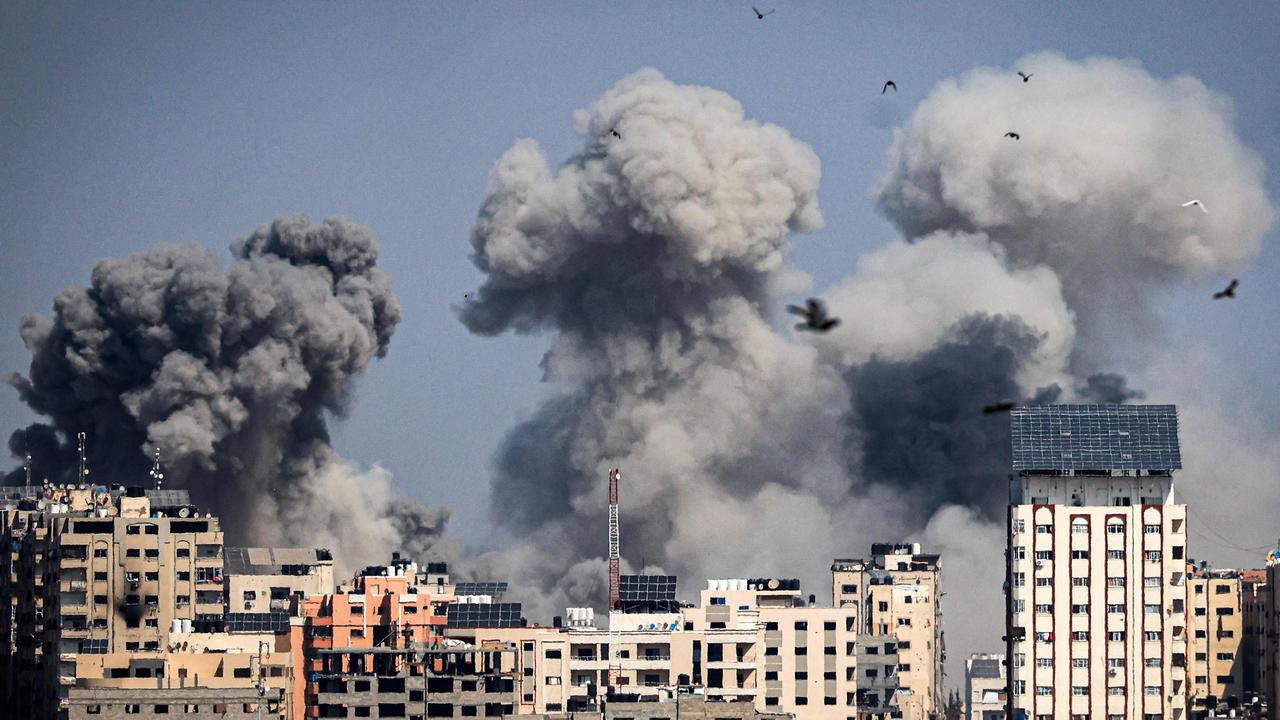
[1012,404,1181,473]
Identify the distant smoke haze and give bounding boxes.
[6,216,446,574]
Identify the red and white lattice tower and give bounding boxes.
[607,468,622,688]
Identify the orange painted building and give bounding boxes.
[296,565,454,718]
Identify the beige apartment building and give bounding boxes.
[1187,566,1246,711]
[1269,551,1280,720]
[1,483,224,718]
[224,546,335,614]
[833,544,943,720]
[465,577,859,719]
[65,628,295,719]
[1005,404,1189,720]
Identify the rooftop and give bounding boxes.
[1011,404,1181,473]
[224,546,331,575]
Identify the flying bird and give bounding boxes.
[752,5,775,19]
[1017,72,1033,83]
[1181,199,1208,213]
[982,400,1016,415]
[1212,279,1238,300]
[786,298,840,333]
[882,80,896,94]
[1004,132,1020,140]
[609,128,622,140]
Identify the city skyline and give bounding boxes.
[3,1,1280,700]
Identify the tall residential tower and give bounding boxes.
[1005,404,1189,720]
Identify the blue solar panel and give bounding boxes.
[454,582,508,597]
[619,575,677,601]
[1011,404,1181,472]
[446,602,525,628]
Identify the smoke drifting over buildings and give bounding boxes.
[6,216,446,572]
[461,57,1275,682]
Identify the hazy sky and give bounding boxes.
[3,1,1278,557]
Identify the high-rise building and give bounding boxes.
[1004,404,1190,720]
[833,544,944,720]
[965,653,1006,720]
[2,483,225,719]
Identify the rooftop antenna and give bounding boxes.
[607,468,622,689]
[77,431,90,482]
[24,448,32,488]
[150,447,164,491]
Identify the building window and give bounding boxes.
[1072,686,1087,696]
[1144,603,1159,614]
[1035,686,1052,696]
[1107,523,1125,534]
[1011,547,1026,560]
[1108,687,1125,696]
[1035,604,1052,614]
[1034,550,1053,560]
[1072,604,1088,615]
[1107,550,1124,559]
[1107,577,1125,588]
[1036,658,1052,668]
[1108,631,1125,641]
[1144,524,1161,534]
[1071,631,1088,641]
[710,597,726,606]
[1106,603,1123,613]
[1012,680,1026,695]
[1145,550,1162,562]
[1012,519,1025,533]
[1035,524,1052,534]
[1072,658,1088,668]
[794,621,807,631]
[1145,686,1160,696]
[1143,577,1160,588]
[1071,550,1088,559]
[1144,631,1162,641]
[1072,577,1089,587]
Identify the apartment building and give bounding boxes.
[856,634,900,718]
[603,693,795,719]
[1005,404,1190,720]
[65,628,295,719]
[1188,565,1247,713]
[1,482,224,718]
[468,576,860,719]
[1268,550,1280,720]
[224,546,335,614]
[964,654,1005,720]
[1,487,55,713]
[832,545,944,720]
[1241,570,1270,706]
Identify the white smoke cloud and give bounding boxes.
[875,50,1275,366]
[816,231,1075,392]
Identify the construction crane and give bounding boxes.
[607,468,622,690]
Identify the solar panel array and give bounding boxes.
[225,612,290,633]
[446,602,525,628]
[619,575,677,601]
[454,581,508,597]
[79,639,108,654]
[1011,404,1181,472]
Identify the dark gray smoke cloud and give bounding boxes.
[6,216,444,572]
[849,314,1040,519]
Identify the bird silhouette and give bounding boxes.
[1181,199,1208,214]
[752,5,775,19]
[882,80,897,94]
[1004,132,1020,140]
[1212,279,1238,300]
[609,128,622,140]
[786,298,840,333]
[1017,72,1033,83]
[982,400,1017,415]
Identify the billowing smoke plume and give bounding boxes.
[6,216,446,572]
[462,55,1274,689]
[875,50,1275,365]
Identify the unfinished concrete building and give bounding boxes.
[308,642,519,718]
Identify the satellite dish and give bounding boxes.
[177,507,191,518]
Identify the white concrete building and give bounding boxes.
[1005,404,1189,720]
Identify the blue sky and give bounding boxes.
[3,0,1278,548]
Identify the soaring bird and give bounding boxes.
[982,400,1017,415]
[1212,279,1239,300]
[609,128,622,140]
[752,5,775,19]
[1004,132,1020,140]
[1182,199,1208,213]
[1017,72,1033,83]
[882,80,897,94]
[786,298,840,333]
